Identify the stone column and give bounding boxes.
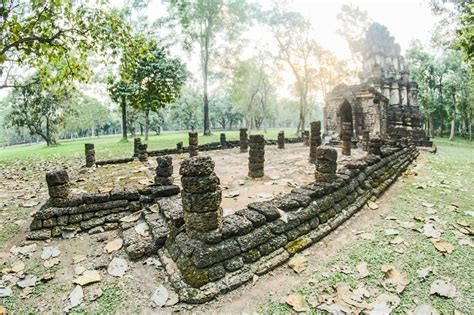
[180,156,222,238]
[390,82,400,105]
[401,137,408,147]
[138,144,148,162]
[220,133,227,149]
[176,142,183,154]
[309,121,322,163]
[368,137,382,156]
[303,131,310,146]
[46,170,70,200]
[134,138,141,157]
[188,132,198,157]
[277,131,285,149]
[240,128,248,153]
[248,135,265,178]
[341,122,352,156]
[84,143,95,167]
[155,156,173,186]
[314,146,337,183]
[362,130,370,152]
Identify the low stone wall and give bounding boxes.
[28,185,180,240]
[147,138,303,157]
[159,145,419,303]
[95,157,135,166]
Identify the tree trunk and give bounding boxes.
[121,95,127,141]
[145,109,150,141]
[46,118,51,146]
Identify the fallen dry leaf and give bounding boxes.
[73,270,101,286]
[120,211,142,223]
[11,261,25,273]
[369,293,400,314]
[40,273,55,282]
[430,279,456,298]
[411,303,439,315]
[149,204,160,213]
[286,294,309,312]
[381,265,410,293]
[423,224,441,238]
[104,239,123,253]
[390,236,404,245]
[288,254,308,274]
[367,201,379,210]
[43,257,60,268]
[72,255,87,264]
[98,187,113,194]
[356,262,369,279]
[431,239,454,254]
[20,287,33,299]
[456,220,469,227]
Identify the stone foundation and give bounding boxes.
[161,145,419,303]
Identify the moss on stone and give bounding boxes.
[51,226,62,237]
[178,258,209,288]
[285,237,312,255]
[242,249,261,263]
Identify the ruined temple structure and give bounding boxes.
[324,23,432,147]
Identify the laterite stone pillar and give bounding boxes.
[309,121,322,163]
[314,146,338,183]
[138,144,148,162]
[341,122,352,156]
[180,156,222,238]
[240,128,248,153]
[176,142,183,154]
[155,156,173,186]
[369,137,382,156]
[248,135,265,178]
[303,131,310,146]
[134,138,141,157]
[46,170,70,200]
[188,132,198,157]
[277,131,285,149]
[220,133,227,149]
[85,143,95,167]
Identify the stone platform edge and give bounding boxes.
[158,145,419,304]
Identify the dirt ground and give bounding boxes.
[0,145,421,313]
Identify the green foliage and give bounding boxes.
[131,44,187,112]
[5,76,74,145]
[0,0,132,88]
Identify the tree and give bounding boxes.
[168,0,250,136]
[266,7,319,134]
[210,94,243,130]
[5,76,73,146]
[336,3,372,77]
[170,83,202,131]
[230,58,275,131]
[131,44,187,140]
[1,0,131,88]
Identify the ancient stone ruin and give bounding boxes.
[29,120,424,304]
[277,131,285,149]
[324,23,432,147]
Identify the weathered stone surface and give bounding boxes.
[184,210,222,233]
[242,249,261,263]
[121,224,156,260]
[181,174,220,193]
[236,226,272,252]
[273,197,300,211]
[269,214,300,234]
[247,202,280,221]
[192,238,241,268]
[285,222,312,241]
[139,185,180,197]
[144,212,169,245]
[158,197,184,227]
[46,170,69,186]
[285,237,313,255]
[223,256,244,271]
[208,263,226,281]
[180,156,214,176]
[26,229,52,240]
[221,214,253,238]
[258,234,287,256]
[236,209,266,227]
[181,190,222,213]
[80,217,106,230]
[255,248,290,275]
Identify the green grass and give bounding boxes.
[260,138,474,314]
[0,129,296,164]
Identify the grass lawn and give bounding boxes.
[261,138,474,314]
[0,128,296,164]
